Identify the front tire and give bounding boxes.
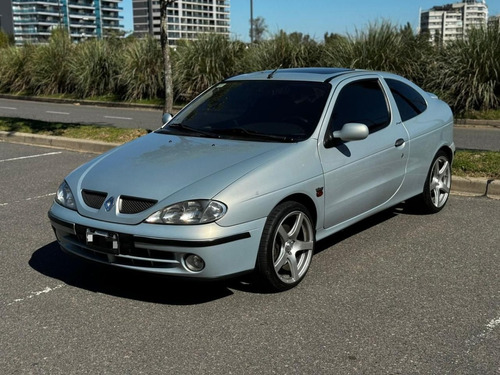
[256,202,315,292]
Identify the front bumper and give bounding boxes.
[48,202,265,279]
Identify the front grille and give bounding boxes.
[82,190,107,209]
[119,195,157,214]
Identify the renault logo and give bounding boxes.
[104,196,115,212]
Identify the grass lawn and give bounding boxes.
[1,117,498,179]
[461,109,500,120]
[453,151,500,179]
[0,117,147,143]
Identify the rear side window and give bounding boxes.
[329,79,390,134]
[386,78,427,122]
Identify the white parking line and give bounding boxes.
[7,284,65,306]
[104,116,133,120]
[0,151,62,163]
[0,106,17,110]
[0,192,56,207]
[46,111,70,115]
[466,313,500,352]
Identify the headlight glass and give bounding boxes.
[145,200,227,225]
[55,181,76,210]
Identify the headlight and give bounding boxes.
[55,181,76,210]
[145,200,227,225]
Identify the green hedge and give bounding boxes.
[0,22,498,114]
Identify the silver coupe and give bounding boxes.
[48,68,454,291]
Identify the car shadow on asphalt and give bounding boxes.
[314,201,418,254]
[29,241,236,305]
[30,202,420,303]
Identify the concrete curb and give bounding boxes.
[454,118,500,128]
[2,130,498,200]
[452,176,499,199]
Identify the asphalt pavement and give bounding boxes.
[1,142,499,374]
[0,96,163,130]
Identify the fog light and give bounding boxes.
[184,254,205,272]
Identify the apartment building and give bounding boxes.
[420,0,489,43]
[132,0,230,45]
[0,0,124,45]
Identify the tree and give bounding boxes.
[250,16,267,43]
[323,32,347,46]
[433,29,442,48]
[160,0,175,114]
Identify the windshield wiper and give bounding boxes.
[212,127,294,142]
[158,123,220,138]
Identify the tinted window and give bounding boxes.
[329,79,390,134]
[386,78,427,122]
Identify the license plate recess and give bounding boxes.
[85,229,119,255]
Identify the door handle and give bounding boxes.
[395,138,405,147]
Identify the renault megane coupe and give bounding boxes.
[48,68,454,291]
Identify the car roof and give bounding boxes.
[226,68,358,83]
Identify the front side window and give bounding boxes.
[328,79,390,135]
[386,78,427,122]
[159,80,331,142]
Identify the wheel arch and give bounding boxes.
[276,193,318,228]
[438,145,454,164]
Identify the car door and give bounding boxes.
[319,75,409,229]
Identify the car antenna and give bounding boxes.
[267,64,282,79]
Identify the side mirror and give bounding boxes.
[162,113,173,126]
[333,123,369,141]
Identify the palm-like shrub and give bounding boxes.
[323,21,434,86]
[30,28,73,95]
[174,34,246,101]
[427,24,500,113]
[69,38,122,98]
[0,44,36,93]
[119,36,164,101]
[0,21,497,114]
[243,31,322,71]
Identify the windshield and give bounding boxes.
[158,80,331,142]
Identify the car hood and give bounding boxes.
[66,133,291,224]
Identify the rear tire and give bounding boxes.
[415,150,452,214]
[256,202,315,292]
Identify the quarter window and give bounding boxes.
[329,79,390,134]
[386,78,427,122]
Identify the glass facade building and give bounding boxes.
[0,0,124,45]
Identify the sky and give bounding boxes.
[121,0,500,41]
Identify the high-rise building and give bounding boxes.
[420,0,489,44]
[132,0,230,45]
[0,0,124,45]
